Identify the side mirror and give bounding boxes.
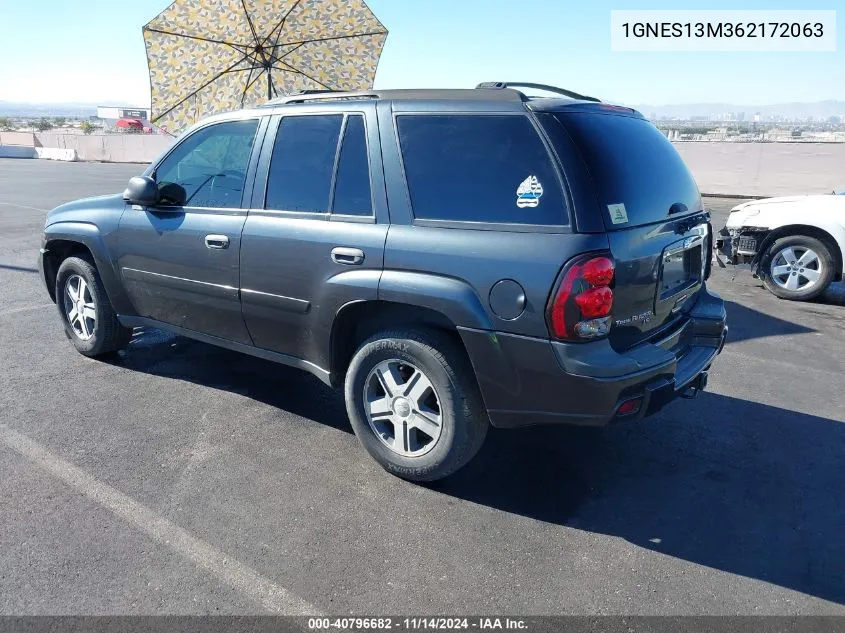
[122,176,159,206]
[158,181,187,207]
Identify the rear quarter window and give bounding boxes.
[548,112,701,229]
[396,114,568,226]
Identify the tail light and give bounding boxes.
[547,253,615,341]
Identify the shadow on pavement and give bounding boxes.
[108,309,844,605]
[723,299,816,344]
[109,327,353,434]
[0,264,38,273]
[819,281,845,306]
[434,395,845,605]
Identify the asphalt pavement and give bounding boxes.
[0,159,844,615]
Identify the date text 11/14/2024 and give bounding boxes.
[307,617,528,630]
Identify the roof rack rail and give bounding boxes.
[476,82,601,103]
[259,87,547,107]
[263,90,380,106]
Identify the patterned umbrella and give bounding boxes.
[143,0,388,132]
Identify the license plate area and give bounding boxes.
[658,234,706,303]
[737,235,758,255]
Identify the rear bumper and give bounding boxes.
[459,287,727,429]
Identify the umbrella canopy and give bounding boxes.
[143,0,388,132]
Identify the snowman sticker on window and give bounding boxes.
[516,175,544,208]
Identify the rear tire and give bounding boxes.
[759,235,834,301]
[55,255,131,357]
[344,328,488,482]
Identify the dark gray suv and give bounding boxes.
[38,82,727,481]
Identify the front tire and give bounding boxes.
[344,329,488,482]
[55,255,131,357]
[759,235,834,301]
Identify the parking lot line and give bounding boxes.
[0,202,48,213]
[0,304,54,317]
[0,423,321,616]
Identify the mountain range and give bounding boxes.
[0,101,147,117]
[2,99,844,121]
[626,100,845,120]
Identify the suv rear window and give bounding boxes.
[548,112,701,229]
[397,115,567,225]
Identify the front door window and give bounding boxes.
[154,119,259,209]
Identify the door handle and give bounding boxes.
[331,247,365,266]
[205,235,230,249]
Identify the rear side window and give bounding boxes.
[549,112,701,229]
[397,115,567,225]
[265,115,342,212]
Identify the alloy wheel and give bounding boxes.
[770,246,823,292]
[363,359,443,457]
[63,274,97,341]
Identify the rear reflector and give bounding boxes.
[617,398,642,416]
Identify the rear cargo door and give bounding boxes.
[547,109,710,350]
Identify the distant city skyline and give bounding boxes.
[3,100,842,124]
[630,101,845,122]
[0,0,841,107]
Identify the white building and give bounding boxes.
[96,106,150,121]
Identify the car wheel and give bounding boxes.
[344,328,489,482]
[55,255,132,357]
[759,235,835,301]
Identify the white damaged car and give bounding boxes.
[716,189,845,300]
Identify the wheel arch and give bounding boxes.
[42,223,135,313]
[42,239,95,303]
[329,300,472,389]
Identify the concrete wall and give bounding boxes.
[40,137,832,197]
[0,145,38,159]
[34,133,173,164]
[0,131,37,146]
[35,147,78,161]
[3,128,842,198]
[674,142,844,198]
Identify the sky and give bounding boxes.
[0,0,841,107]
